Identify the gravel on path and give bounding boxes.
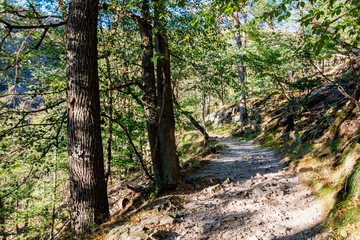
[174,137,326,240]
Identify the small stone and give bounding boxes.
[222,232,233,239]
[193,225,205,234]
[198,235,209,240]
[223,177,233,184]
[277,190,285,197]
[219,216,240,226]
[253,186,265,197]
[184,219,195,228]
[275,225,287,234]
[263,233,273,240]
[339,230,347,238]
[106,225,149,240]
[203,184,223,195]
[119,198,129,209]
[149,230,166,240]
[206,177,221,186]
[140,215,159,225]
[159,215,176,226]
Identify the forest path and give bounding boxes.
[174,137,326,240]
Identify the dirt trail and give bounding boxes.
[174,137,326,240]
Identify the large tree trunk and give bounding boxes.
[139,0,162,181]
[154,0,181,185]
[66,0,109,233]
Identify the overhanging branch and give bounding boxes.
[0,18,66,30]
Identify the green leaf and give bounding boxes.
[191,19,200,28]
[177,0,186,8]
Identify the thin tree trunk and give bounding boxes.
[207,95,211,116]
[220,77,225,107]
[105,86,113,185]
[232,11,248,126]
[100,22,113,185]
[66,0,109,233]
[201,91,206,124]
[0,199,5,238]
[154,0,181,185]
[50,151,57,240]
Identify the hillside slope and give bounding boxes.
[206,61,360,238]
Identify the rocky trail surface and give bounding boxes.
[106,137,328,240]
[173,137,327,240]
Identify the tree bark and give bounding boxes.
[0,199,5,238]
[206,95,211,116]
[154,0,181,185]
[66,0,109,233]
[138,0,162,181]
[232,11,248,126]
[100,22,113,185]
[201,91,206,124]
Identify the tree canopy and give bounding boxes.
[0,0,359,238]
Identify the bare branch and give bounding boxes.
[0,30,12,49]
[108,81,144,91]
[0,18,66,30]
[0,89,66,98]
[0,9,62,19]
[330,6,359,24]
[1,99,65,115]
[32,27,49,49]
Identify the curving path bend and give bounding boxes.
[174,137,326,240]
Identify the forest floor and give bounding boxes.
[172,136,329,240]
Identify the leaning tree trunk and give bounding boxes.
[154,0,181,186]
[66,0,109,233]
[173,96,210,141]
[139,0,162,181]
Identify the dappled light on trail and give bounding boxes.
[174,137,326,240]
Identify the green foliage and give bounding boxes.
[262,0,360,55]
[1,0,360,237]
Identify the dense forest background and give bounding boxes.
[0,0,360,239]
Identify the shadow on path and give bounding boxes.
[272,224,325,240]
[176,137,326,240]
[189,137,287,184]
